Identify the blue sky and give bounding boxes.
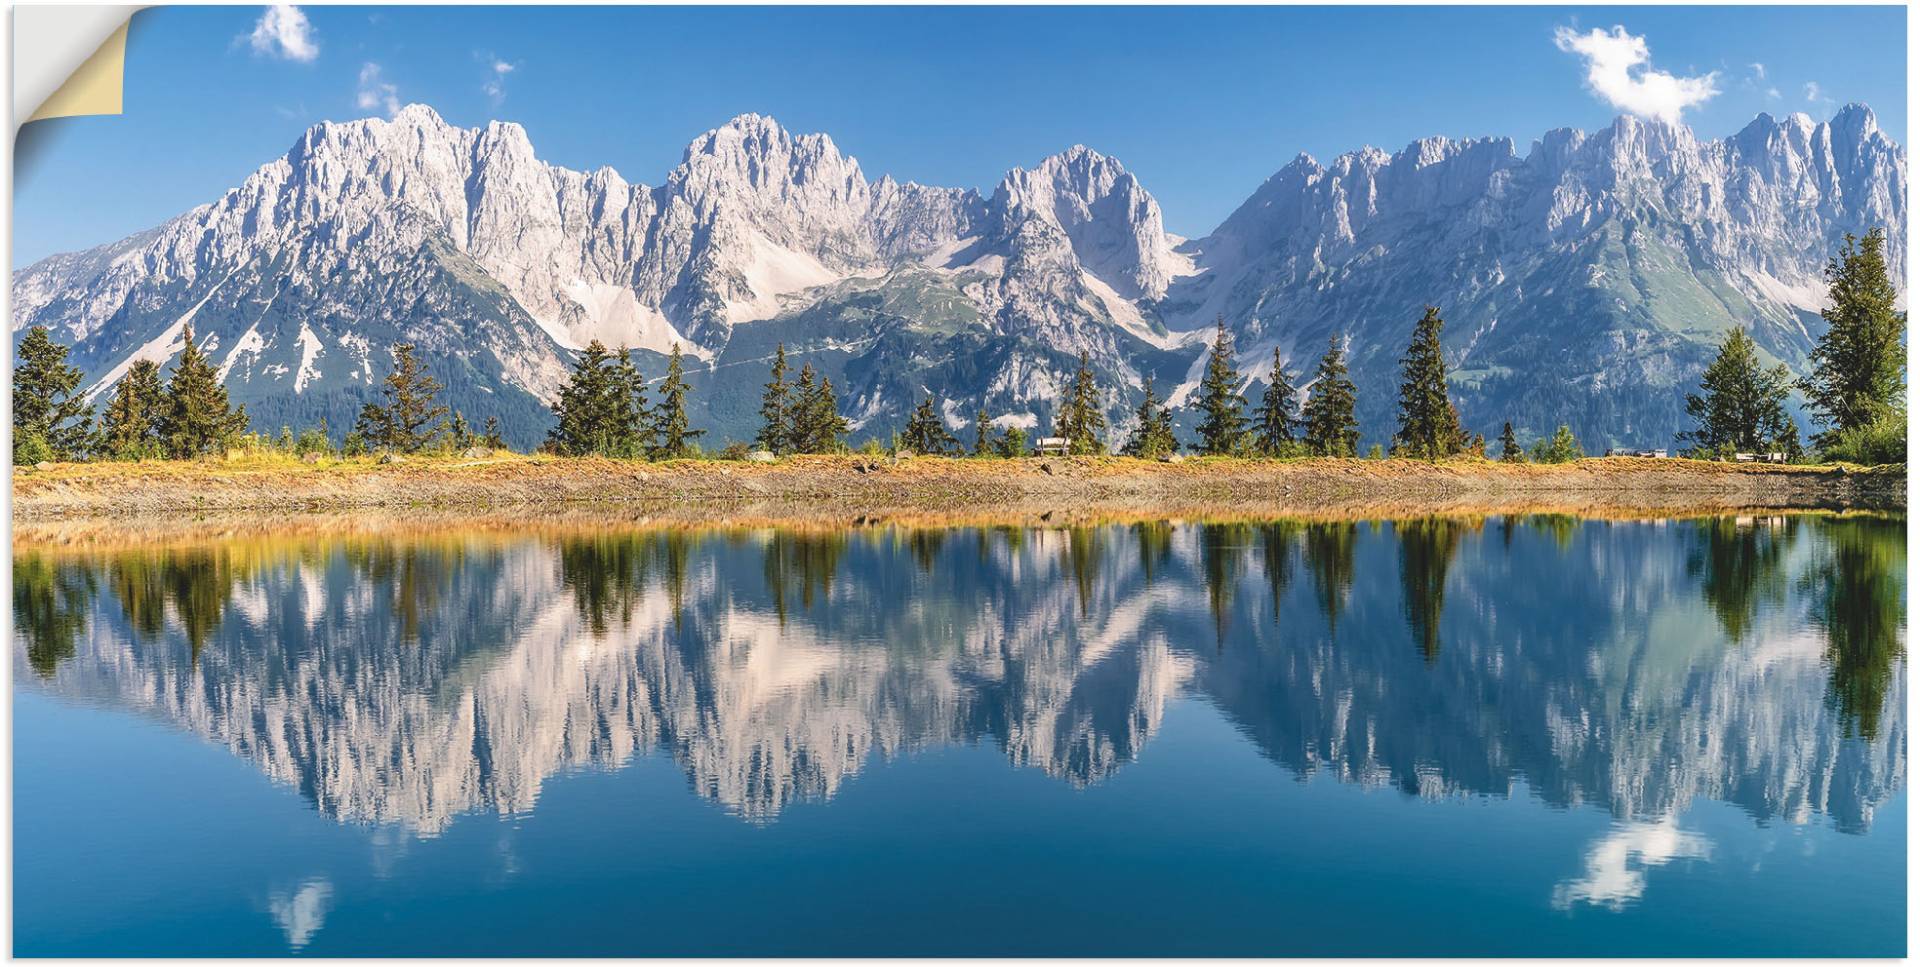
[14,5,1907,266]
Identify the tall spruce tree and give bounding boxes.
[1253,345,1300,455]
[1303,334,1360,457]
[650,342,702,458]
[972,409,995,457]
[758,343,793,453]
[1052,352,1107,455]
[482,415,506,450]
[1677,327,1799,457]
[547,340,619,456]
[800,374,850,453]
[13,325,94,460]
[353,342,447,454]
[609,346,650,457]
[789,363,819,452]
[96,359,166,459]
[1121,375,1177,458]
[1499,421,1523,463]
[161,321,249,458]
[1802,229,1906,444]
[1393,306,1462,460]
[903,396,959,454]
[1193,320,1249,455]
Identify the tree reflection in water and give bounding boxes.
[12,512,1905,838]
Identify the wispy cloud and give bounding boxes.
[479,53,517,107]
[356,62,400,117]
[1742,63,1781,101]
[1803,81,1836,109]
[247,4,318,62]
[1553,25,1719,124]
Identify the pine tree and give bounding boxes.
[1802,229,1906,444]
[650,342,702,458]
[449,410,473,450]
[903,396,959,455]
[1052,352,1107,455]
[353,343,447,454]
[1121,375,1177,458]
[1499,421,1523,463]
[161,321,249,458]
[609,346,651,457]
[758,343,793,453]
[1193,319,1249,455]
[1678,327,1799,457]
[1303,333,1360,457]
[1531,425,1584,464]
[1393,306,1462,460]
[789,363,819,453]
[481,416,506,450]
[96,359,166,459]
[972,409,995,457]
[13,326,94,460]
[1253,345,1300,455]
[998,425,1029,458]
[800,374,850,453]
[546,341,618,456]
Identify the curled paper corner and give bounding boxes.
[15,5,142,128]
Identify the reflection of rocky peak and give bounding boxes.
[14,517,1905,836]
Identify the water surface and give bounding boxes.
[13,513,1907,955]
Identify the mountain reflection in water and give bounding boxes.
[14,514,1905,841]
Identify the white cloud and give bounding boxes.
[356,62,400,117]
[247,4,318,62]
[1748,62,1766,81]
[1767,87,1781,101]
[1553,25,1719,124]
[481,55,517,107]
[1803,81,1835,108]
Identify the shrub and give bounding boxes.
[13,430,53,466]
[1365,444,1384,460]
[1530,425,1584,464]
[718,441,752,461]
[1820,410,1907,466]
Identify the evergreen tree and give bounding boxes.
[1253,345,1300,455]
[650,342,702,458]
[353,343,447,454]
[1193,319,1249,455]
[1302,334,1360,457]
[1499,421,1524,463]
[1531,424,1584,464]
[481,416,506,450]
[799,373,850,453]
[449,410,473,450]
[13,325,94,461]
[1052,352,1107,454]
[546,341,618,456]
[610,346,652,457]
[161,321,249,458]
[757,343,793,453]
[96,359,166,459]
[789,363,820,452]
[972,408,995,457]
[1121,375,1177,458]
[998,425,1029,458]
[1801,229,1906,444]
[902,396,959,454]
[1392,306,1462,460]
[1677,327,1799,457]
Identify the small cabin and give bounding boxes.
[1034,436,1072,456]
[1734,452,1788,464]
[1606,448,1669,459]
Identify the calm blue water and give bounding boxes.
[12,514,1907,956]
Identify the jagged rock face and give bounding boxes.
[11,105,1906,448]
[1173,106,1906,445]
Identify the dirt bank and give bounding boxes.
[10,453,1904,523]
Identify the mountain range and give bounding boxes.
[12,104,1906,450]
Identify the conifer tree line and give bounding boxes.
[13,231,1901,467]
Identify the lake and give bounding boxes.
[12,513,1906,956]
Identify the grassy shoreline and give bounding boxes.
[11,452,1904,522]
